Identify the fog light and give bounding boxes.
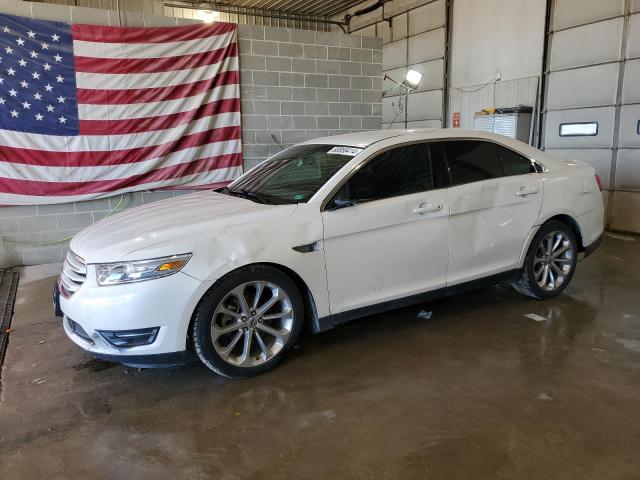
[98,327,159,347]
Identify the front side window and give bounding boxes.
[348,143,433,202]
[225,144,358,204]
[334,143,434,205]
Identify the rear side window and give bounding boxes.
[431,140,536,185]
[346,143,432,203]
[437,140,504,185]
[499,145,536,176]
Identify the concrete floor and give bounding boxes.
[1,235,639,479]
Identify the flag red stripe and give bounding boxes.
[157,181,232,191]
[74,43,237,74]
[0,126,241,167]
[76,70,240,105]
[0,153,243,196]
[71,22,236,43]
[79,97,240,135]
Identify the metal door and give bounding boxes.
[542,0,640,233]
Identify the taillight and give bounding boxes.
[595,174,603,192]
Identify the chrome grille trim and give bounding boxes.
[62,263,85,283]
[59,250,86,298]
[65,250,87,275]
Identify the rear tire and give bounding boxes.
[192,265,304,378]
[512,221,578,299]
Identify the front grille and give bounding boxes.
[67,318,94,345]
[59,250,86,298]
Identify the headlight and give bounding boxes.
[96,254,192,286]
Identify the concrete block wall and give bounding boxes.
[0,191,188,267]
[238,24,383,170]
[0,2,382,267]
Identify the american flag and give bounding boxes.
[0,13,242,205]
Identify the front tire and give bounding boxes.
[513,221,578,299]
[192,265,304,378]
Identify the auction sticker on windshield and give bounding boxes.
[327,146,364,156]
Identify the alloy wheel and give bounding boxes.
[210,281,294,367]
[533,231,575,291]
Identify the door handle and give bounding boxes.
[413,203,443,215]
[516,186,539,197]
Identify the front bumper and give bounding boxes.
[55,268,210,368]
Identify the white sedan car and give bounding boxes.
[55,129,604,378]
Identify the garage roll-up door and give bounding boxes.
[349,0,447,129]
[542,0,640,233]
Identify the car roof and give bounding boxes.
[300,128,529,148]
[299,129,416,147]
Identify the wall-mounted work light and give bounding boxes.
[382,69,423,129]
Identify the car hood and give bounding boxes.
[70,191,297,262]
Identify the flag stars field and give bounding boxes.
[0,13,78,135]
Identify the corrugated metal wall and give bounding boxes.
[542,0,640,233]
[22,0,331,30]
[163,5,331,31]
[448,76,539,131]
[28,0,164,14]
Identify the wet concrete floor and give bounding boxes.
[1,234,639,479]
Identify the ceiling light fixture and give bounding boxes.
[198,10,220,23]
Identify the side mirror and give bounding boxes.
[327,198,358,211]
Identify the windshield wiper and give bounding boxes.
[223,187,274,205]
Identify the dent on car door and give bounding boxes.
[435,140,543,285]
[321,142,450,316]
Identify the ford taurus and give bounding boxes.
[55,129,604,378]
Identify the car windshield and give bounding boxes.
[221,144,362,205]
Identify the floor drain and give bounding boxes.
[0,268,20,370]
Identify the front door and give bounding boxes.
[321,142,450,316]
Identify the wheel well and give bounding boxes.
[186,262,321,348]
[545,214,585,251]
[259,262,321,333]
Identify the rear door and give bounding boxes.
[432,140,543,285]
[321,142,450,316]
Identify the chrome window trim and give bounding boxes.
[320,136,545,211]
[320,138,437,211]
